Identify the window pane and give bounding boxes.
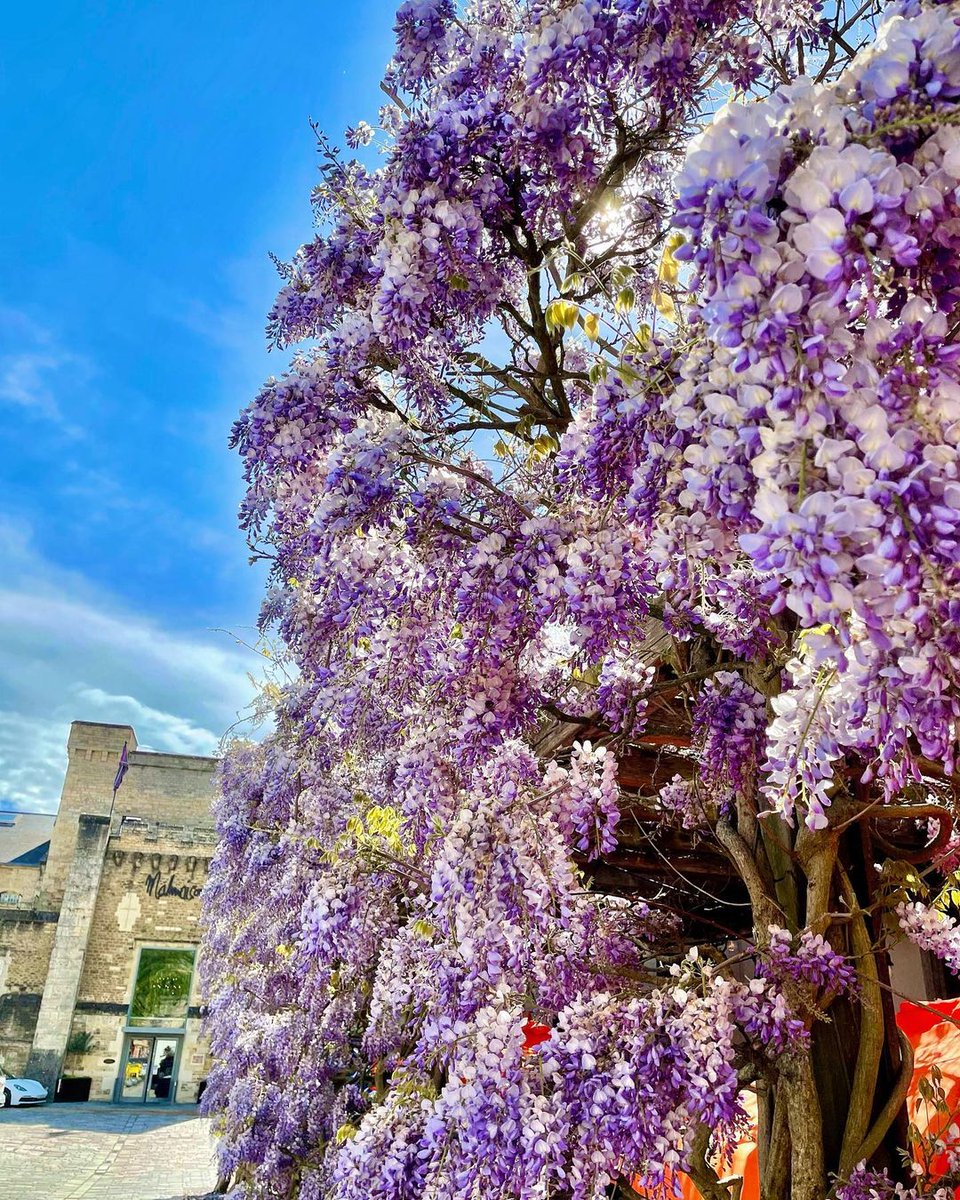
[129,948,195,1028]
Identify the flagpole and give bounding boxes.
[109,741,129,828]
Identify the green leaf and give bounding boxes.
[335,1122,358,1145]
[615,362,642,386]
[658,232,685,286]
[651,284,676,321]
[529,432,560,463]
[545,299,579,333]
[633,323,652,351]
[614,286,635,315]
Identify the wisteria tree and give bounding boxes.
[200,2,960,1198]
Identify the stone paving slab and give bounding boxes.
[0,1103,217,1200]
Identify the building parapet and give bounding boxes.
[111,816,219,846]
[129,750,219,772]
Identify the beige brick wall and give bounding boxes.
[41,722,217,906]
[123,752,218,826]
[0,916,57,1074]
[64,825,215,1101]
[78,829,212,1008]
[0,863,43,907]
[0,917,56,993]
[40,723,136,907]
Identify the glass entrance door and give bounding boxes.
[118,1035,181,1103]
[146,1037,179,1103]
[119,1035,153,1102]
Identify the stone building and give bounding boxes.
[0,720,219,1105]
[0,811,56,908]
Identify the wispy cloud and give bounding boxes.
[0,712,70,812]
[0,351,66,416]
[73,687,221,757]
[0,308,91,433]
[0,516,264,812]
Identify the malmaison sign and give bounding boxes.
[144,871,203,901]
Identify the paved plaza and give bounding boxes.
[0,1104,218,1200]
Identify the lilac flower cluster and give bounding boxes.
[763,925,858,995]
[763,648,844,829]
[898,900,960,974]
[542,740,621,857]
[657,774,707,830]
[837,1162,954,1200]
[659,3,960,819]
[595,652,654,739]
[200,0,960,1195]
[691,670,767,799]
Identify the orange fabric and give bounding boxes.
[631,998,960,1200]
[901,997,960,1194]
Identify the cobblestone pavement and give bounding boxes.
[0,1103,218,1200]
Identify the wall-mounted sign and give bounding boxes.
[145,871,203,902]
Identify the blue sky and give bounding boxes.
[0,0,397,810]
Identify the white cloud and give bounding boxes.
[0,309,90,433]
[0,517,264,813]
[0,351,64,416]
[73,688,221,757]
[0,713,69,812]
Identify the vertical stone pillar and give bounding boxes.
[25,814,112,1095]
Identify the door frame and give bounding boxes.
[114,1032,183,1104]
[116,1033,153,1104]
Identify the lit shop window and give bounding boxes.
[128,947,196,1029]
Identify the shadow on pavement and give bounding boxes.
[153,1194,221,1200]
[0,1102,204,1133]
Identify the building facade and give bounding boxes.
[0,721,219,1105]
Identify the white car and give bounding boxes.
[1,1076,48,1107]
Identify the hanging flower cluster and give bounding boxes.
[541,740,622,857]
[837,1163,956,1200]
[658,0,960,823]
[692,670,767,799]
[201,0,960,1196]
[898,900,960,974]
[763,925,859,995]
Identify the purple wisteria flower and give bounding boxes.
[201,0,960,1195]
